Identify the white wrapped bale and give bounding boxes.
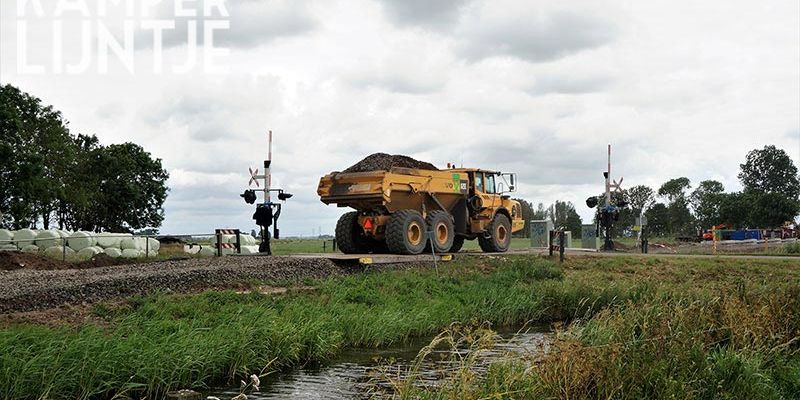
[76,247,101,261]
[240,245,260,254]
[14,229,37,248]
[44,246,75,259]
[146,238,161,252]
[35,230,61,249]
[96,232,122,249]
[104,248,122,258]
[0,229,13,246]
[1,244,18,251]
[144,249,158,257]
[121,249,140,258]
[120,237,139,250]
[21,245,40,253]
[58,230,70,238]
[240,234,257,246]
[67,232,93,251]
[221,234,236,244]
[199,246,216,257]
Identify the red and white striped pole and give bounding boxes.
[605,144,611,206]
[265,130,272,203]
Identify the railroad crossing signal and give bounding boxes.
[248,167,265,187]
[610,177,624,192]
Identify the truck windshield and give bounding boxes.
[485,174,496,194]
[475,173,484,192]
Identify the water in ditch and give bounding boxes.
[207,324,552,400]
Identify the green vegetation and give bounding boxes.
[1,255,799,399]
[0,84,168,231]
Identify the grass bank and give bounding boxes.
[1,255,798,399]
[393,260,800,399]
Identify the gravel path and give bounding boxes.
[0,256,360,313]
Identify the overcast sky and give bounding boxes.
[1,0,798,236]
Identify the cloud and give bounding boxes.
[458,7,618,62]
[375,0,473,30]
[137,0,317,49]
[527,74,612,96]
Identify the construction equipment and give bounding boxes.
[702,224,729,241]
[317,165,524,255]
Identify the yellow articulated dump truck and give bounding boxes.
[317,162,525,255]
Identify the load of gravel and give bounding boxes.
[342,153,438,173]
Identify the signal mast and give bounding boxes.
[240,131,293,254]
[586,144,627,251]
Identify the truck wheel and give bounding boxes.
[426,210,454,253]
[336,212,369,254]
[449,236,465,253]
[478,214,511,253]
[386,210,427,255]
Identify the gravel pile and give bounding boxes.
[0,256,360,313]
[342,153,438,173]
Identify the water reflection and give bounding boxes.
[209,325,552,400]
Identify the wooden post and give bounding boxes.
[559,231,565,262]
[548,231,554,256]
[215,230,222,257]
[235,229,241,254]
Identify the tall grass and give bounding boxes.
[393,282,800,399]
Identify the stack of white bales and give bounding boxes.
[0,229,160,261]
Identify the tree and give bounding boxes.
[719,192,752,228]
[548,200,583,238]
[735,145,800,228]
[0,84,170,232]
[645,203,670,236]
[658,177,691,203]
[658,177,694,235]
[690,180,725,229]
[627,185,655,216]
[739,145,800,198]
[84,143,169,232]
[0,84,75,229]
[749,193,800,228]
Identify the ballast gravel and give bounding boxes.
[0,256,366,313]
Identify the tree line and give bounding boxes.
[513,145,799,239]
[513,199,583,238]
[600,145,799,238]
[0,84,169,232]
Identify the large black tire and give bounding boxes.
[335,212,369,254]
[426,210,454,253]
[448,236,465,253]
[386,210,427,255]
[478,213,512,253]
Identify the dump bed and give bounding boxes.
[317,167,469,213]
